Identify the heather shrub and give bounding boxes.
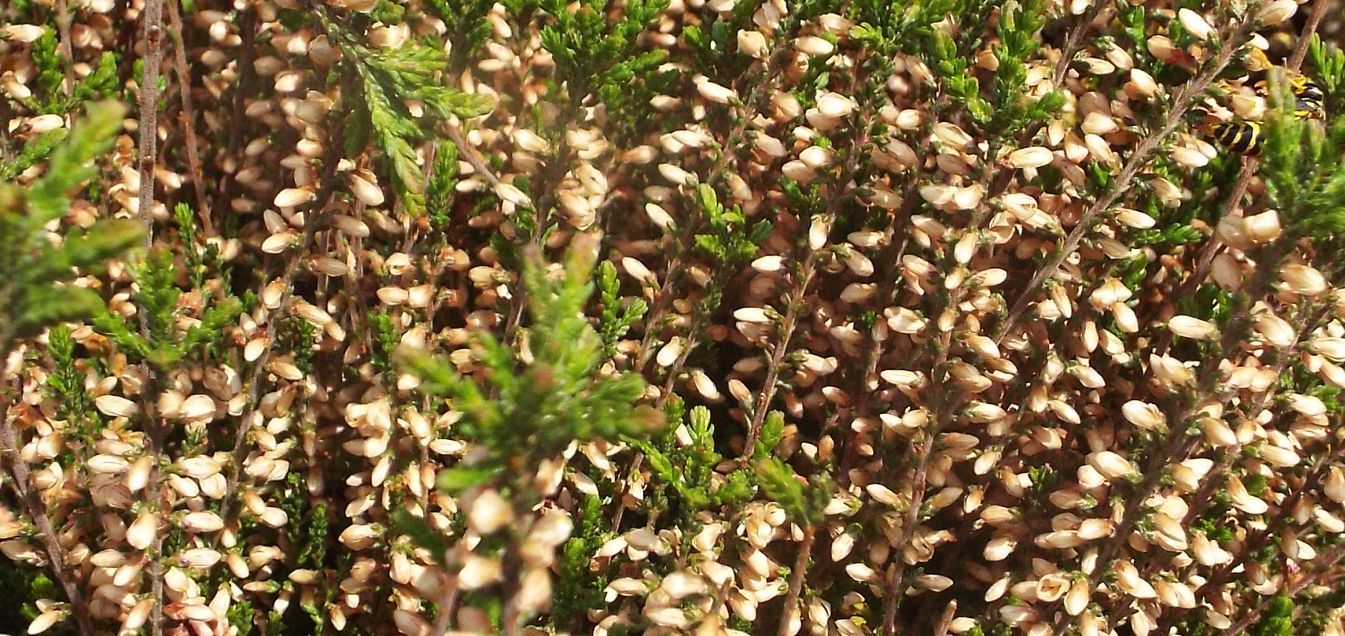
[2,0,1345,634]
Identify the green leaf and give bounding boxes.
[435,465,499,493]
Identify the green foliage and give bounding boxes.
[1309,35,1345,113]
[369,310,399,381]
[1260,71,1345,244]
[550,495,611,631]
[540,0,668,100]
[94,247,244,371]
[755,456,830,526]
[693,183,772,265]
[1249,594,1295,636]
[326,13,494,216]
[629,403,752,519]
[0,102,143,346]
[989,0,1061,134]
[597,260,648,357]
[421,0,495,73]
[44,324,103,446]
[427,142,460,230]
[400,240,662,494]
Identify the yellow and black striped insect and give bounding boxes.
[1201,48,1327,155]
[1252,74,1326,121]
[1208,120,1264,154]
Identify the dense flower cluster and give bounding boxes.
[2,0,1345,633]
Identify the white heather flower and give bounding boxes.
[494,182,532,207]
[127,511,158,550]
[697,80,738,104]
[458,555,503,589]
[95,395,139,418]
[737,30,768,58]
[1129,68,1158,96]
[468,490,513,535]
[274,186,315,208]
[1258,0,1297,25]
[1167,315,1219,340]
[1116,208,1156,229]
[815,92,856,118]
[348,171,385,206]
[1244,210,1282,243]
[1008,146,1053,169]
[1255,311,1295,348]
[1283,264,1328,296]
[1087,451,1135,480]
[1226,476,1269,514]
[1326,467,1345,503]
[1081,111,1119,135]
[1122,400,1165,431]
[795,36,834,56]
[2,25,46,42]
[1178,8,1214,41]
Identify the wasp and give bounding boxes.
[1252,74,1326,121]
[1208,121,1263,154]
[1202,49,1327,155]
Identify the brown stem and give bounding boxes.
[881,328,954,635]
[1286,0,1328,73]
[136,0,165,251]
[0,403,95,636]
[134,2,168,631]
[164,0,215,237]
[55,0,76,98]
[994,15,1258,344]
[445,122,502,188]
[777,525,816,636]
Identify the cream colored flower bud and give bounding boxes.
[1244,210,1282,243]
[183,511,225,533]
[128,511,158,550]
[1087,451,1135,480]
[1254,311,1295,348]
[816,92,856,118]
[1122,400,1165,431]
[1168,315,1219,340]
[274,187,314,208]
[1258,0,1298,25]
[1008,147,1054,169]
[95,395,139,418]
[458,555,503,589]
[795,36,834,56]
[1191,532,1233,566]
[1282,264,1328,296]
[1129,68,1158,97]
[737,30,768,58]
[1226,476,1269,514]
[348,171,385,207]
[1325,466,1345,503]
[697,80,738,105]
[1178,8,1214,41]
[468,490,513,535]
[1082,111,1119,135]
[1,25,46,42]
[1064,578,1091,615]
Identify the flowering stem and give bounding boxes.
[0,394,95,636]
[994,13,1259,344]
[215,127,344,540]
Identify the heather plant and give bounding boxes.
[6,0,1345,635]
